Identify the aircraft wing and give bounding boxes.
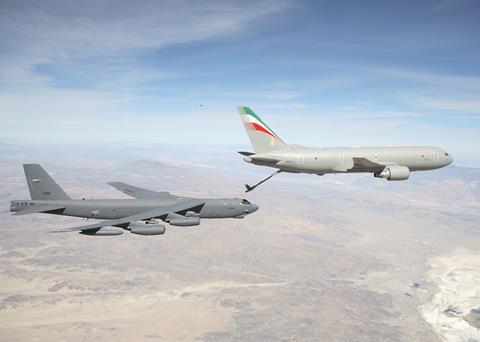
[107,182,181,200]
[51,199,205,233]
[349,157,392,172]
[13,204,65,216]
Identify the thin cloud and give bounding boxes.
[0,0,291,57]
[369,66,480,91]
[402,94,480,113]
[0,0,292,89]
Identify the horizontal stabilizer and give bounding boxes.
[250,155,282,165]
[238,151,255,156]
[13,205,65,216]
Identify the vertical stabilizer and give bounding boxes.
[238,106,289,153]
[23,164,71,200]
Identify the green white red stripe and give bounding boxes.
[239,106,284,142]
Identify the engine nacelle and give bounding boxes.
[169,217,200,227]
[80,227,123,236]
[166,213,200,227]
[129,222,166,235]
[375,166,410,181]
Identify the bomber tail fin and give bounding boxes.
[238,106,289,153]
[23,164,71,201]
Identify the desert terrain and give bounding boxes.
[0,142,479,341]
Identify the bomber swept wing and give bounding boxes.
[108,182,182,200]
[52,199,205,233]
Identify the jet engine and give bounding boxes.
[166,213,201,227]
[129,222,166,235]
[375,166,410,181]
[169,217,200,227]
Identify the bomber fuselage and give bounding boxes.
[10,198,258,220]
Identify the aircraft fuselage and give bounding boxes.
[10,198,258,220]
[245,146,453,174]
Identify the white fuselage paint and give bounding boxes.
[247,146,453,174]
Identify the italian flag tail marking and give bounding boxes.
[239,107,284,142]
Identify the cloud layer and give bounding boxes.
[0,0,479,166]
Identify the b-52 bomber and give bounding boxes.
[238,106,453,191]
[10,164,258,236]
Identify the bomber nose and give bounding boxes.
[250,204,259,213]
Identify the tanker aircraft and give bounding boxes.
[10,164,258,236]
[238,106,453,192]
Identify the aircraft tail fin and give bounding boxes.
[238,106,289,153]
[23,164,71,201]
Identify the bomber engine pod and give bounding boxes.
[166,213,201,227]
[129,222,166,235]
[375,166,410,181]
[80,227,124,236]
[169,217,200,227]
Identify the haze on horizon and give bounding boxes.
[1,3,480,340]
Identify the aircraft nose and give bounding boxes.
[250,204,259,213]
[445,153,454,165]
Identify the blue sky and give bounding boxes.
[1,0,479,166]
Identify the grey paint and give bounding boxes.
[10,164,258,235]
[245,146,453,174]
[11,198,258,220]
[238,107,453,178]
[23,164,71,200]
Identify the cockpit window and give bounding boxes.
[444,152,449,156]
[241,199,251,205]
